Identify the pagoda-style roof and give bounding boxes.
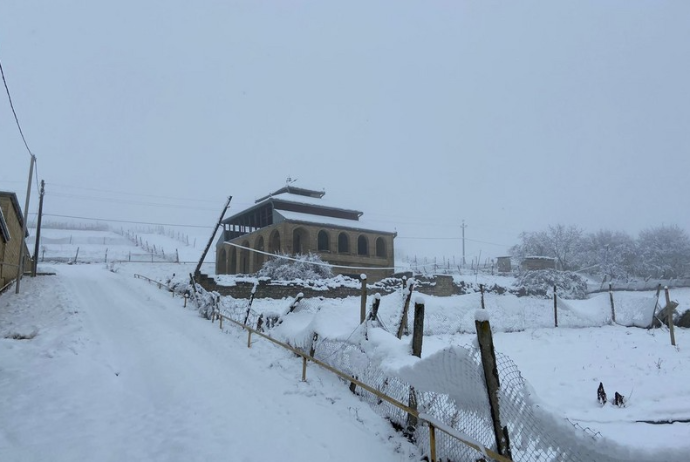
[254,185,325,203]
[222,186,364,227]
[219,185,399,241]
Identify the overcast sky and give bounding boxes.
[2,1,689,264]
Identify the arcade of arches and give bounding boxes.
[216,222,395,280]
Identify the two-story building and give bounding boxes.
[215,185,396,281]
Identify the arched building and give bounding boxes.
[215,185,396,280]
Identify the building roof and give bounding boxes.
[222,186,364,225]
[274,209,396,235]
[255,184,325,203]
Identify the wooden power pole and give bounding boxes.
[32,180,45,277]
[194,196,232,279]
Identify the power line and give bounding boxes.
[396,236,509,247]
[47,191,219,212]
[37,213,213,229]
[224,241,438,270]
[0,56,33,157]
[47,181,221,204]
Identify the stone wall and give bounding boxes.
[197,274,459,300]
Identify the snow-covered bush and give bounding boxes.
[513,270,588,300]
[257,253,333,281]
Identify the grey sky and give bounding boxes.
[2,1,689,263]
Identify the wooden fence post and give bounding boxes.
[360,274,368,324]
[665,286,676,346]
[411,299,425,358]
[406,386,418,434]
[309,333,319,358]
[609,283,616,324]
[244,284,258,325]
[429,423,437,462]
[368,294,381,322]
[553,285,558,328]
[480,284,485,309]
[397,279,415,339]
[403,299,426,436]
[475,316,512,459]
[287,293,304,315]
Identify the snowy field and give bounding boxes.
[2,228,689,460]
[26,227,214,264]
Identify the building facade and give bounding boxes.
[215,186,396,280]
[0,191,30,288]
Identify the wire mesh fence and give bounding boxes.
[185,283,674,462]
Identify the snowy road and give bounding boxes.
[0,266,416,462]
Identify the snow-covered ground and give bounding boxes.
[3,228,689,460]
[26,227,214,264]
[0,265,419,461]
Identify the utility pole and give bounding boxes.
[194,196,232,279]
[15,155,35,293]
[32,180,45,277]
[461,220,467,266]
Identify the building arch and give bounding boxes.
[240,240,250,273]
[375,237,386,258]
[357,235,369,256]
[217,248,227,273]
[268,230,281,254]
[230,247,237,274]
[317,230,329,252]
[338,232,349,253]
[292,227,309,255]
[254,236,265,270]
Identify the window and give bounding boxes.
[338,233,349,253]
[317,230,329,251]
[357,235,368,256]
[375,237,386,258]
[0,208,9,243]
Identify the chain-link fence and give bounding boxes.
[186,283,680,462]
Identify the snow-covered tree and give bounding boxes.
[578,230,637,280]
[635,225,690,278]
[510,224,584,271]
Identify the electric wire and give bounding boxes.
[46,182,221,204]
[47,191,219,212]
[0,56,33,157]
[224,241,439,270]
[38,213,213,229]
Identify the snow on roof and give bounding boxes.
[274,210,396,234]
[224,190,364,224]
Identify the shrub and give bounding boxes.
[258,253,333,281]
[513,269,588,300]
